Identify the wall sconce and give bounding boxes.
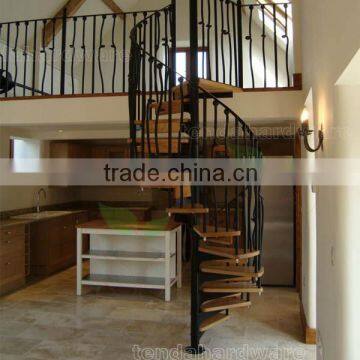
[298,108,324,152]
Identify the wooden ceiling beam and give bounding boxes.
[43,0,124,47]
[101,0,125,19]
[43,0,88,47]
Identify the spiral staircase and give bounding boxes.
[128,1,264,353]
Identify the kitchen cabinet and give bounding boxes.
[30,212,88,276]
[50,142,91,158]
[50,141,129,159]
[0,224,26,295]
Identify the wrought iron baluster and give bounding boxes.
[111,14,117,93]
[60,10,67,95]
[242,125,248,253]
[206,0,212,80]
[91,15,96,94]
[200,0,205,78]
[220,0,226,83]
[163,9,169,101]
[81,17,87,94]
[40,20,47,95]
[13,22,20,96]
[122,14,127,92]
[155,62,164,156]
[245,5,255,88]
[137,24,142,123]
[232,2,238,87]
[273,4,278,87]
[50,19,56,95]
[5,23,10,97]
[261,5,267,88]
[154,12,161,104]
[178,77,185,156]
[283,4,290,87]
[70,17,77,95]
[234,118,240,255]
[32,21,38,96]
[224,108,229,157]
[247,134,253,252]
[226,0,232,85]
[0,25,3,80]
[213,100,219,150]
[149,16,153,94]
[213,0,219,82]
[98,15,106,93]
[23,21,29,96]
[142,15,148,157]
[237,0,243,88]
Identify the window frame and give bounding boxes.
[173,47,210,80]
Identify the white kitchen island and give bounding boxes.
[76,219,182,301]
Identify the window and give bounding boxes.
[10,137,41,172]
[174,48,209,84]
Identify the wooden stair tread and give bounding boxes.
[200,249,261,261]
[201,295,251,313]
[202,280,263,294]
[199,313,229,332]
[194,226,241,239]
[198,242,236,259]
[134,119,190,134]
[201,254,261,267]
[200,263,265,278]
[150,100,189,115]
[172,79,241,100]
[167,206,209,215]
[206,237,234,246]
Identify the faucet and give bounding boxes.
[36,188,46,213]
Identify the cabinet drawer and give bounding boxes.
[1,225,26,240]
[0,235,25,258]
[0,255,25,282]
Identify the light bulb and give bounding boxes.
[301,108,310,123]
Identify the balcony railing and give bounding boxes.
[197,0,294,89]
[0,10,156,98]
[0,1,296,99]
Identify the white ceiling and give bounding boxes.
[0,0,142,23]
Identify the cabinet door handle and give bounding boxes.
[5,231,12,235]
[5,240,11,244]
[63,226,67,229]
[5,262,11,266]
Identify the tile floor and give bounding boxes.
[0,266,316,360]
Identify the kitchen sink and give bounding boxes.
[12,211,73,220]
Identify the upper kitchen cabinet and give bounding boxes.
[50,142,91,158]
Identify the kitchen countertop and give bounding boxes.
[77,219,181,231]
[0,210,88,229]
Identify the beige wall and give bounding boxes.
[0,89,303,127]
[301,0,360,358]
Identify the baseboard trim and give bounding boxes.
[300,301,317,344]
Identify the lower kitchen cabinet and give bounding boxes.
[30,212,88,276]
[0,225,26,295]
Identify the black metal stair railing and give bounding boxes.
[0,9,160,97]
[197,0,294,89]
[128,1,264,352]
